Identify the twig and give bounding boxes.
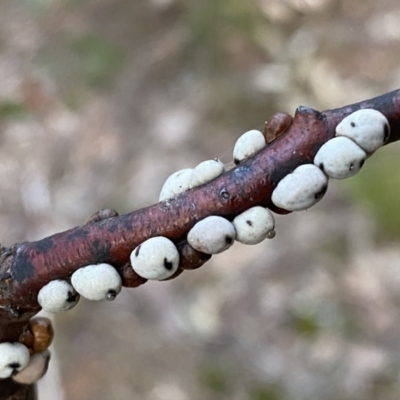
[1,88,400,399]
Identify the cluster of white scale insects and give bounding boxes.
[0,109,389,382]
[272,109,389,210]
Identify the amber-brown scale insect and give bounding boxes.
[263,112,293,144]
[20,317,53,353]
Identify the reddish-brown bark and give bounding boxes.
[1,89,400,399]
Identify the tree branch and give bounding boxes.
[1,88,400,399]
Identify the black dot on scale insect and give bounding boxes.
[106,290,117,301]
[67,291,78,303]
[164,258,173,270]
[384,123,390,142]
[315,186,328,200]
[225,236,233,245]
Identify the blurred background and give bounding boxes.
[1,0,400,399]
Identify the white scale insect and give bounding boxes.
[233,206,275,244]
[71,263,122,301]
[188,216,236,254]
[38,279,79,313]
[130,237,180,280]
[0,342,30,379]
